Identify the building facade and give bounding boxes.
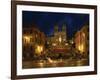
[74,25,89,57]
[22,27,46,60]
[47,24,71,54]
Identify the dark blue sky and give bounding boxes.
[22,11,89,39]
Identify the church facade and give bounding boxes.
[47,24,71,53]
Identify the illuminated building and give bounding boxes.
[54,24,67,42]
[74,25,89,56]
[22,27,46,59]
[22,23,89,60]
[47,24,71,53]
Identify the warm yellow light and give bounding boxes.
[82,32,85,37]
[78,44,84,53]
[47,58,53,63]
[38,62,44,67]
[59,36,62,43]
[35,45,43,54]
[65,43,68,46]
[52,43,56,46]
[24,36,31,43]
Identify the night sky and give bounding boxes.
[22,11,89,39]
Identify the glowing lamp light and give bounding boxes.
[52,43,56,46]
[65,43,68,46]
[59,36,62,43]
[35,45,43,54]
[47,58,53,63]
[82,32,85,37]
[38,62,44,67]
[78,44,84,53]
[24,36,31,43]
[70,40,74,44]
